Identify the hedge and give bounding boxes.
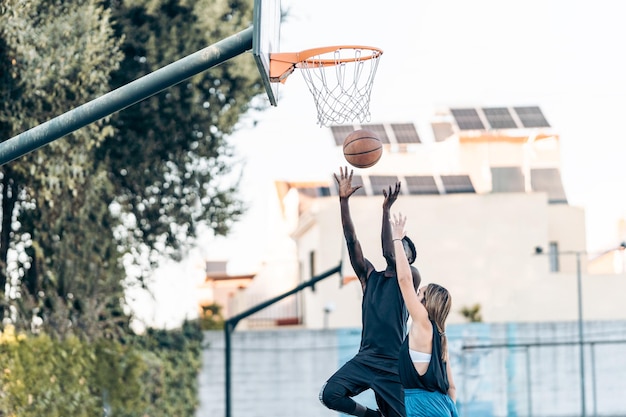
[0,321,203,416]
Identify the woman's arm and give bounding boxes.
[391,213,429,325]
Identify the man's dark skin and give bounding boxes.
[319,166,420,417]
[336,167,420,291]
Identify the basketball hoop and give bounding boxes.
[270,46,383,126]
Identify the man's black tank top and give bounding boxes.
[358,269,409,360]
[398,320,450,394]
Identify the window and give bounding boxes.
[549,242,559,272]
[531,168,568,204]
[491,166,525,193]
[309,251,316,278]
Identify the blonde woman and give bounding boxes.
[391,213,459,417]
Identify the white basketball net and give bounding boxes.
[298,47,382,127]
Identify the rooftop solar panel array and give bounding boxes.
[369,175,400,195]
[330,125,357,146]
[450,106,551,130]
[363,124,390,144]
[404,176,440,195]
[440,175,476,193]
[391,123,421,144]
[514,106,551,128]
[450,108,485,130]
[330,123,420,145]
[329,174,478,196]
[483,107,517,129]
[337,174,366,196]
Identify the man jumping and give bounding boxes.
[319,166,421,417]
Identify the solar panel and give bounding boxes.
[369,175,399,195]
[441,175,476,193]
[360,123,390,144]
[391,123,420,144]
[530,168,567,203]
[351,175,367,196]
[431,122,454,142]
[450,108,485,130]
[404,176,440,195]
[330,125,357,146]
[514,106,550,128]
[491,167,525,192]
[483,107,518,129]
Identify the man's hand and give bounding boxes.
[334,166,362,199]
[382,181,401,210]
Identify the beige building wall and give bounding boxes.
[225,108,626,328]
[292,191,626,327]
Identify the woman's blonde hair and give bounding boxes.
[423,283,452,361]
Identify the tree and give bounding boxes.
[460,303,483,323]
[101,0,265,284]
[1,0,269,337]
[199,301,224,330]
[0,0,126,338]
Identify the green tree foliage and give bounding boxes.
[0,321,204,416]
[102,0,264,281]
[0,0,267,337]
[123,320,204,417]
[199,301,225,329]
[460,303,483,323]
[0,0,127,338]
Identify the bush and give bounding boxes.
[0,321,204,416]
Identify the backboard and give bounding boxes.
[253,0,281,106]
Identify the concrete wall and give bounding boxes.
[197,321,626,417]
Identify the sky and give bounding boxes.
[128,0,626,329]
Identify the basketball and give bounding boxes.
[342,129,383,169]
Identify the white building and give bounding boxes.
[220,106,626,329]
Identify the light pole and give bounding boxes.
[574,251,585,417]
[535,242,626,417]
[535,246,586,417]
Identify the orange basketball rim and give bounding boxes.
[268,45,383,126]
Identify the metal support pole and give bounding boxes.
[576,252,587,417]
[0,26,254,166]
[224,320,235,417]
[590,342,597,417]
[534,246,595,417]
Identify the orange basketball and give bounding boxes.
[343,129,383,169]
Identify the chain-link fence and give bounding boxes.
[453,321,626,417]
